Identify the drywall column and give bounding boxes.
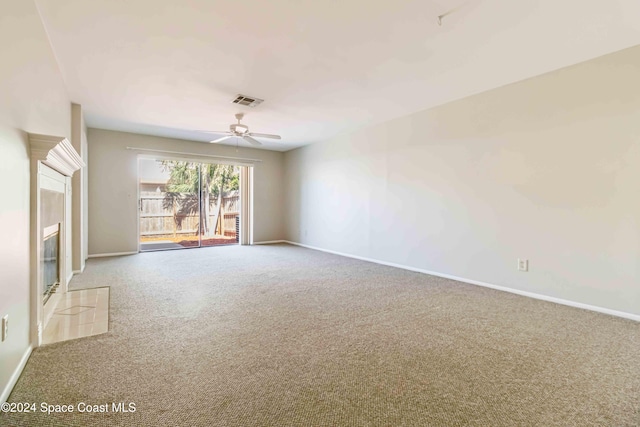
[71,104,88,273]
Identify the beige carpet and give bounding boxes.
[3,244,639,426]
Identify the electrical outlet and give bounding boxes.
[517,259,529,272]
[1,315,8,342]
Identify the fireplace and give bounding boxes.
[42,223,60,303]
[29,133,85,346]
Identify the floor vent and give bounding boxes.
[232,95,264,107]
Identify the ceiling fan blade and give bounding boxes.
[243,135,262,146]
[210,135,233,144]
[248,132,281,140]
[196,130,231,134]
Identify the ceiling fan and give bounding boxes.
[200,113,281,146]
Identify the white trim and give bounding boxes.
[248,167,254,245]
[88,251,138,259]
[253,240,286,245]
[66,272,74,286]
[43,223,60,239]
[29,134,85,177]
[40,167,66,191]
[136,158,141,254]
[1,346,32,404]
[240,166,252,245]
[284,241,640,323]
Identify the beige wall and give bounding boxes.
[87,129,285,255]
[0,0,71,400]
[284,45,640,317]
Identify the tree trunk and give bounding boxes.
[210,185,222,237]
[201,166,211,237]
[209,175,226,237]
[203,190,210,237]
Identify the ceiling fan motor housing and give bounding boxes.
[230,123,248,134]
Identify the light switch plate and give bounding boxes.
[1,315,8,342]
[517,259,529,272]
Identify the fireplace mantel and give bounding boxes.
[29,133,85,176]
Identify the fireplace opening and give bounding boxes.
[43,223,60,303]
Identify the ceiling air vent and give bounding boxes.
[232,94,264,107]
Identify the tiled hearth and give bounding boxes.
[42,287,109,345]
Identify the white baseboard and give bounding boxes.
[284,241,640,323]
[1,346,33,404]
[72,263,86,275]
[66,272,74,285]
[253,240,286,245]
[88,251,138,259]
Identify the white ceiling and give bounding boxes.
[35,0,640,152]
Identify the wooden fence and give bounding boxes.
[221,195,239,237]
[140,193,239,239]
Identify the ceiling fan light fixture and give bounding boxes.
[202,114,281,146]
[231,124,248,134]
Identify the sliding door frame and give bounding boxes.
[239,166,253,245]
[137,153,254,252]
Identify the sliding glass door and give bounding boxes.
[199,163,240,247]
[139,158,240,252]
